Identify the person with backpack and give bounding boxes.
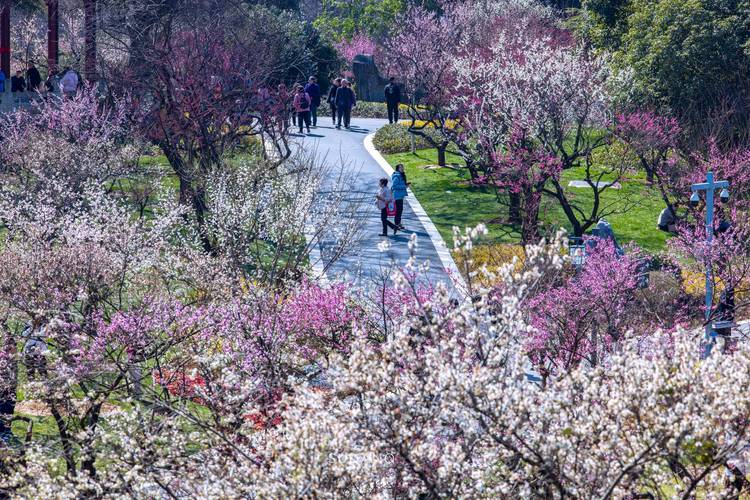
[327,78,341,126]
[376,178,399,237]
[391,163,411,230]
[335,79,356,129]
[303,76,321,128]
[384,77,402,124]
[293,84,312,134]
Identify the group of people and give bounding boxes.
[0,61,42,93]
[0,61,80,98]
[282,74,404,134]
[284,76,358,134]
[375,164,411,237]
[291,77,320,134]
[327,77,357,129]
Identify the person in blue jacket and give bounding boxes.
[303,76,321,127]
[391,163,410,230]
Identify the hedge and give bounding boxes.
[317,101,389,119]
[372,123,443,154]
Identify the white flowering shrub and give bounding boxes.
[3,232,749,498]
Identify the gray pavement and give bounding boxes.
[297,117,455,291]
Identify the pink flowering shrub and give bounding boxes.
[0,86,140,233]
[526,239,643,375]
[93,280,362,431]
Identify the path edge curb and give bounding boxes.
[363,133,467,292]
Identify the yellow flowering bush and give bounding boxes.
[680,268,750,304]
[453,243,526,286]
[401,119,460,130]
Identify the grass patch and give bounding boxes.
[384,149,670,252]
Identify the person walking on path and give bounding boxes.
[376,178,399,237]
[304,76,321,127]
[0,69,5,93]
[275,83,292,132]
[335,79,356,129]
[293,85,312,134]
[290,84,299,128]
[327,78,341,126]
[26,61,42,92]
[10,71,25,93]
[391,163,411,230]
[384,77,401,124]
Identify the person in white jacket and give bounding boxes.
[59,68,79,98]
[375,178,399,237]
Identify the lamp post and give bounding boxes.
[690,171,730,346]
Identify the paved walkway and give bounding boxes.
[297,117,457,291]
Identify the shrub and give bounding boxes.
[409,119,460,130]
[318,101,399,119]
[372,123,442,154]
[453,243,526,287]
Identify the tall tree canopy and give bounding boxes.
[580,0,750,143]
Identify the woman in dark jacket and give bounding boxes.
[334,79,356,129]
[327,78,341,126]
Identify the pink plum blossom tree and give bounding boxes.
[525,239,643,377]
[381,5,463,166]
[473,125,562,243]
[334,32,376,64]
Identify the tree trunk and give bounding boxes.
[192,186,214,254]
[0,3,10,78]
[177,174,192,206]
[46,0,59,75]
[0,330,17,439]
[158,141,214,254]
[465,159,480,180]
[551,180,583,237]
[49,402,77,476]
[80,402,103,479]
[437,145,446,167]
[509,192,522,225]
[646,168,655,184]
[83,0,97,81]
[521,187,541,244]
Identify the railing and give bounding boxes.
[567,236,587,268]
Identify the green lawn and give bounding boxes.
[384,149,670,253]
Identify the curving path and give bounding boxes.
[297,117,460,292]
